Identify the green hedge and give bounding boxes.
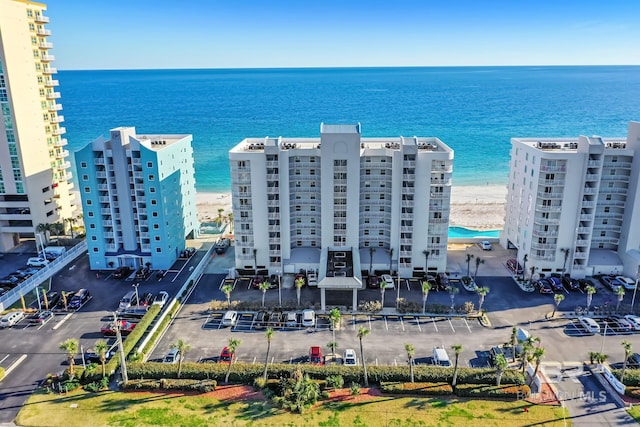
[454,383,530,399]
[122,378,216,393]
[0,367,4,381]
[380,381,453,396]
[625,386,640,398]
[126,362,525,386]
[613,369,640,386]
[139,302,181,356]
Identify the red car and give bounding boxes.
[309,346,324,365]
[219,346,235,363]
[101,320,136,336]
[251,275,266,289]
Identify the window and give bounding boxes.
[152,212,158,217]
[89,224,96,229]
[153,224,159,229]
[93,248,99,252]
[148,174,155,181]
[150,187,156,193]
[84,187,90,193]
[151,199,157,205]
[156,248,162,253]
[88,212,94,217]
[91,236,97,241]
[86,200,92,205]
[155,236,160,241]
[147,162,153,168]
[82,174,88,181]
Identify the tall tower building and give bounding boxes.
[75,127,199,271]
[0,0,75,251]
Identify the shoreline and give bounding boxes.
[196,184,507,231]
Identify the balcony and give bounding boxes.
[46,92,61,99]
[50,115,64,123]
[38,41,53,49]
[53,138,68,148]
[41,54,56,62]
[48,103,62,111]
[37,28,52,36]
[540,165,566,172]
[55,150,69,159]
[535,204,562,212]
[56,161,71,170]
[574,252,588,259]
[585,174,599,181]
[539,179,564,186]
[533,216,560,225]
[42,67,57,74]
[64,172,73,181]
[536,191,563,199]
[52,127,66,135]
[603,161,632,169]
[34,14,50,23]
[587,160,601,167]
[577,227,591,233]
[44,79,59,87]
[583,188,597,194]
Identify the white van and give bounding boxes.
[578,316,601,334]
[118,291,138,312]
[433,346,451,367]
[0,311,25,328]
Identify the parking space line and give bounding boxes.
[52,313,72,330]
[415,316,422,331]
[463,317,472,333]
[0,354,8,364]
[368,316,372,331]
[448,318,456,333]
[431,317,439,333]
[384,316,388,331]
[351,315,356,330]
[399,316,404,332]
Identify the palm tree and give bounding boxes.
[405,343,415,383]
[60,338,79,376]
[357,327,370,386]
[529,265,536,284]
[465,253,474,278]
[172,339,191,378]
[552,293,565,318]
[216,208,225,225]
[50,222,65,240]
[259,281,270,307]
[37,223,51,244]
[380,282,387,308]
[294,277,305,307]
[473,256,485,279]
[224,338,241,384]
[422,250,431,274]
[94,340,109,378]
[522,254,528,281]
[621,340,633,384]
[451,344,462,387]
[528,347,546,387]
[388,247,394,274]
[560,248,571,275]
[64,217,75,238]
[226,212,234,234]
[263,328,274,380]
[476,286,490,312]
[585,285,596,312]
[519,335,540,374]
[369,247,375,274]
[510,326,518,362]
[328,308,341,345]
[327,341,338,358]
[421,281,431,314]
[448,285,459,311]
[596,353,609,364]
[495,353,508,386]
[616,286,626,312]
[221,284,233,308]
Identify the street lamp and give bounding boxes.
[132,283,140,307]
[600,321,608,355]
[631,266,640,310]
[35,233,45,258]
[277,270,281,306]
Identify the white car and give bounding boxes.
[344,348,358,366]
[480,241,492,250]
[625,315,640,331]
[162,348,181,364]
[27,257,49,267]
[152,291,169,307]
[617,276,636,290]
[221,310,238,327]
[301,309,315,327]
[380,274,395,289]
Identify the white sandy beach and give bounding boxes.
[196,185,507,231]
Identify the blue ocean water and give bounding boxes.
[57,66,640,192]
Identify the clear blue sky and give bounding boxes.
[44,0,639,70]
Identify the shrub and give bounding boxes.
[253,377,267,390]
[83,377,109,393]
[462,301,475,314]
[123,378,216,392]
[350,382,361,396]
[326,375,344,389]
[381,381,453,396]
[625,386,640,398]
[358,300,382,313]
[613,369,640,386]
[454,383,530,399]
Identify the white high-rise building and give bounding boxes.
[230,123,453,309]
[0,1,75,251]
[500,121,640,279]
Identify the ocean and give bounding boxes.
[57,66,640,192]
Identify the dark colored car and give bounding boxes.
[268,274,279,289]
[139,292,154,306]
[506,258,524,275]
[436,273,449,291]
[0,276,20,287]
[294,271,308,287]
[9,271,30,281]
[16,267,40,277]
[251,275,266,289]
[112,266,132,280]
[578,279,593,290]
[84,347,114,364]
[135,266,151,280]
[68,288,91,310]
[367,275,380,289]
[562,276,581,291]
[254,311,268,329]
[214,239,230,254]
[29,310,54,324]
[547,277,564,292]
[535,280,554,294]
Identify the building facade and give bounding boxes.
[75,127,199,271]
[500,121,640,279]
[0,0,75,251]
[229,123,453,289]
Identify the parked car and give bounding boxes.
[0,311,25,328]
[535,279,554,294]
[628,353,640,367]
[251,275,266,289]
[436,273,449,290]
[268,274,280,289]
[367,275,380,289]
[624,315,640,331]
[381,274,395,289]
[617,276,636,290]
[219,346,235,363]
[9,270,30,281]
[547,277,564,292]
[152,291,169,308]
[601,275,623,291]
[16,267,40,277]
[84,345,115,364]
[480,241,492,250]
[29,310,54,324]
[301,309,315,327]
[139,292,154,306]
[135,266,151,280]
[294,271,308,287]
[214,239,230,255]
[162,348,181,364]
[489,346,506,366]
[578,316,600,334]
[41,291,61,310]
[222,310,238,327]
[562,276,581,291]
[26,257,49,268]
[118,291,138,312]
[0,275,20,287]
[254,311,268,329]
[68,288,91,310]
[343,348,358,366]
[578,279,593,290]
[506,258,523,275]
[112,266,132,279]
[101,319,136,336]
[309,346,324,365]
[182,247,197,258]
[285,311,298,327]
[607,316,633,333]
[433,346,451,367]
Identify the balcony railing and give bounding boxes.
[48,103,62,111]
[50,115,64,123]
[37,28,52,36]
[52,127,66,135]
[39,41,53,49]
[42,67,57,74]
[41,54,56,61]
[45,79,59,87]
[34,15,50,23]
[53,138,68,148]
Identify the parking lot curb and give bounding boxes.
[584,363,628,409]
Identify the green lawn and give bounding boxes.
[17,388,570,427]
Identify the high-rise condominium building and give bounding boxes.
[230,123,453,308]
[75,127,199,271]
[500,121,640,279]
[0,0,75,251]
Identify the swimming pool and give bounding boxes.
[448,226,501,239]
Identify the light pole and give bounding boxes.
[113,312,128,384]
[35,233,45,258]
[632,266,640,310]
[600,321,608,355]
[132,283,140,306]
[277,270,281,306]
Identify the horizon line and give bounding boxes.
[56,64,640,72]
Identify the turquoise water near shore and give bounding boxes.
[57,66,640,192]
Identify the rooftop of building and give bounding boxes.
[135,134,190,150]
[513,136,628,152]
